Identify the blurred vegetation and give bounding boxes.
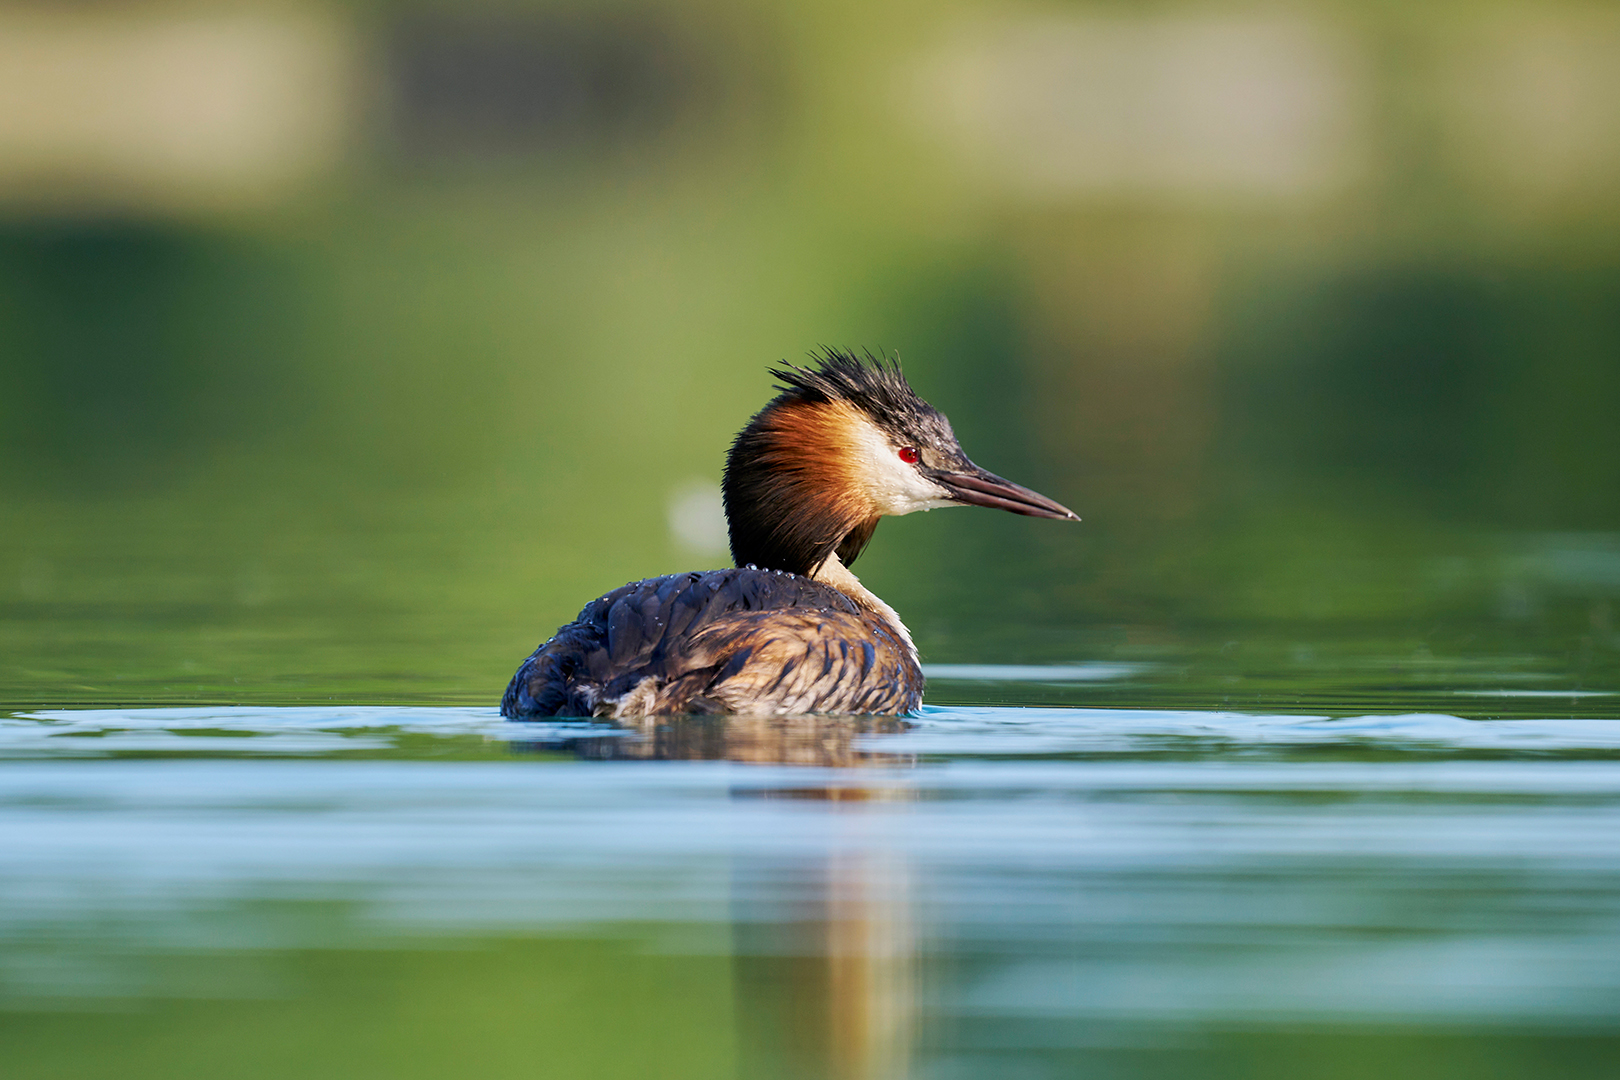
[1,0,1618,709]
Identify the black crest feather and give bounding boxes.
[767,349,923,420]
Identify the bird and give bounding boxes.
[500,350,1078,719]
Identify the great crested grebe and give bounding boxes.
[500,351,1078,719]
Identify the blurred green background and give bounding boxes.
[2,0,1618,709]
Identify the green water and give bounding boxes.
[3,705,1620,1080]
[3,213,1616,717]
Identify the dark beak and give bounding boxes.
[930,464,1080,521]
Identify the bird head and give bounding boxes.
[722,350,1078,576]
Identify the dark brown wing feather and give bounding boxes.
[500,568,922,718]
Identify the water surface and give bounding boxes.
[4,684,1619,1079]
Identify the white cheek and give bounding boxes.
[851,419,957,516]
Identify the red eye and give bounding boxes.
[898,446,920,464]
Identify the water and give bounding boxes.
[5,679,1619,1079]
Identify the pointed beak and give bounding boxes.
[930,464,1080,521]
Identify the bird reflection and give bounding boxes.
[507,713,920,1077]
[519,713,916,770]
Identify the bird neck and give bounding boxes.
[812,552,916,660]
[723,399,881,576]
